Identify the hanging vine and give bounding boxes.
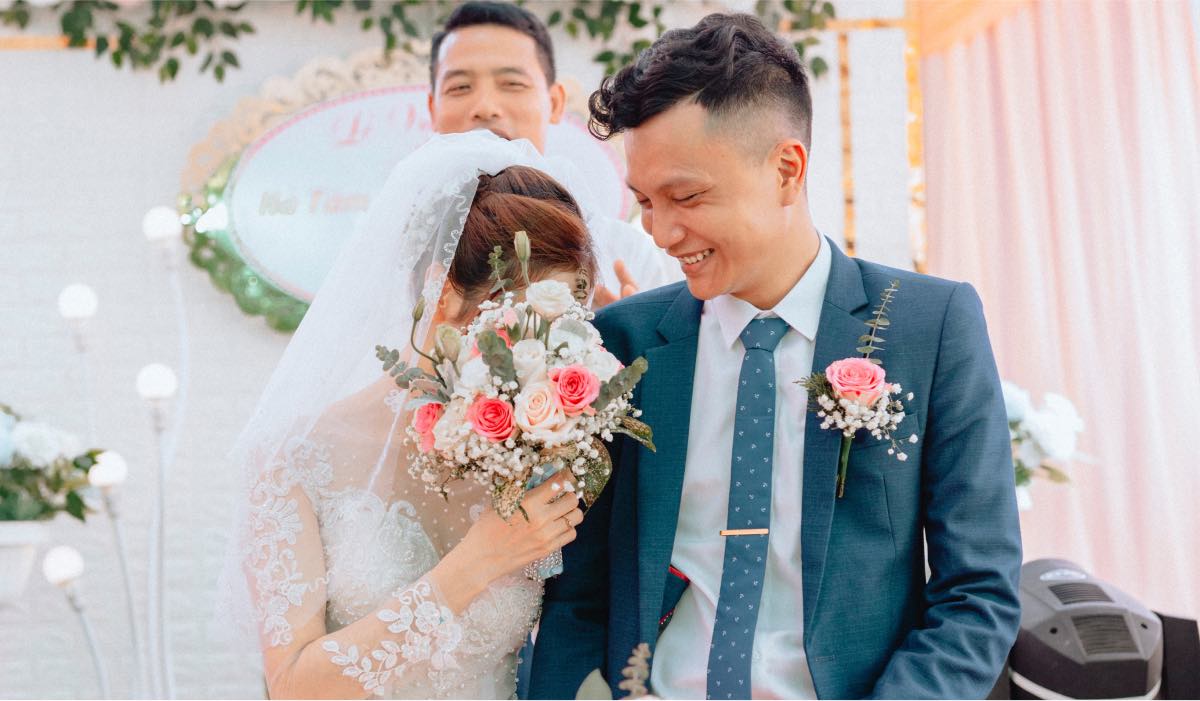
[1,0,836,82]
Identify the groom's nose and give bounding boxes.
[469,89,503,123]
[649,208,686,250]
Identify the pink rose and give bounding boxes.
[549,365,601,416]
[412,402,444,453]
[826,358,888,406]
[466,395,516,442]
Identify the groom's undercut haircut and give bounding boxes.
[430,1,557,87]
[588,13,812,158]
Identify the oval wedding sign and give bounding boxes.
[223,85,632,302]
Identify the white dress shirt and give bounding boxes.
[591,215,683,296]
[651,235,832,700]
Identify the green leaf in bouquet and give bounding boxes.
[592,357,649,411]
[477,329,518,386]
[376,345,402,372]
[580,439,613,508]
[405,394,447,411]
[408,378,449,401]
[612,415,656,452]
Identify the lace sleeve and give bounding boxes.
[250,473,464,699]
[320,578,464,695]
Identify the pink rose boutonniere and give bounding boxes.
[799,280,917,498]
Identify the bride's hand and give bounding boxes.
[468,473,585,573]
[430,472,584,611]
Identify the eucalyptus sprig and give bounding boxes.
[857,279,899,364]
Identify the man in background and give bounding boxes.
[427,1,681,305]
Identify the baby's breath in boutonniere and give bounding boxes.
[799,281,918,498]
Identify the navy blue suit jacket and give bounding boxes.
[530,241,1022,699]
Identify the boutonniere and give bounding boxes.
[798,280,917,498]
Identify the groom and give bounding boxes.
[530,13,1022,700]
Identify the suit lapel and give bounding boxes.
[636,287,703,648]
[801,240,869,636]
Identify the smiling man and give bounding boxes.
[427,1,680,305]
[531,13,1022,700]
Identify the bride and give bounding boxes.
[225,131,600,699]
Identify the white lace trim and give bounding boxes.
[246,436,335,647]
[322,579,464,696]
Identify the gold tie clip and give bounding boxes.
[720,528,769,536]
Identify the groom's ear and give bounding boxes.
[548,82,567,125]
[775,139,809,206]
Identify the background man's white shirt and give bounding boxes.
[650,235,831,700]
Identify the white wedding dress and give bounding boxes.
[222,133,580,699]
[248,427,542,698]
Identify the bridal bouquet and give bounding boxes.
[376,232,654,525]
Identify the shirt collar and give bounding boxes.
[709,234,832,350]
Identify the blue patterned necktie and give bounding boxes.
[706,316,789,700]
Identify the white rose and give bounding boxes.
[548,318,591,358]
[432,400,469,452]
[1026,394,1083,460]
[11,421,82,467]
[1000,380,1032,422]
[514,382,573,446]
[457,356,492,396]
[511,339,548,386]
[526,280,576,320]
[584,348,623,383]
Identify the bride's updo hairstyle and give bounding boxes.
[446,165,597,318]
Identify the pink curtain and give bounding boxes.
[922,0,1200,618]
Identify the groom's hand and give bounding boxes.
[593,259,640,309]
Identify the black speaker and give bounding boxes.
[1010,559,1162,699]
[988,558,1200,700]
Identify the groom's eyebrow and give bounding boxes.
[627,175,707,193]
[493,66,534,78]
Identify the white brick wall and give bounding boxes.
[0,8,412,698]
